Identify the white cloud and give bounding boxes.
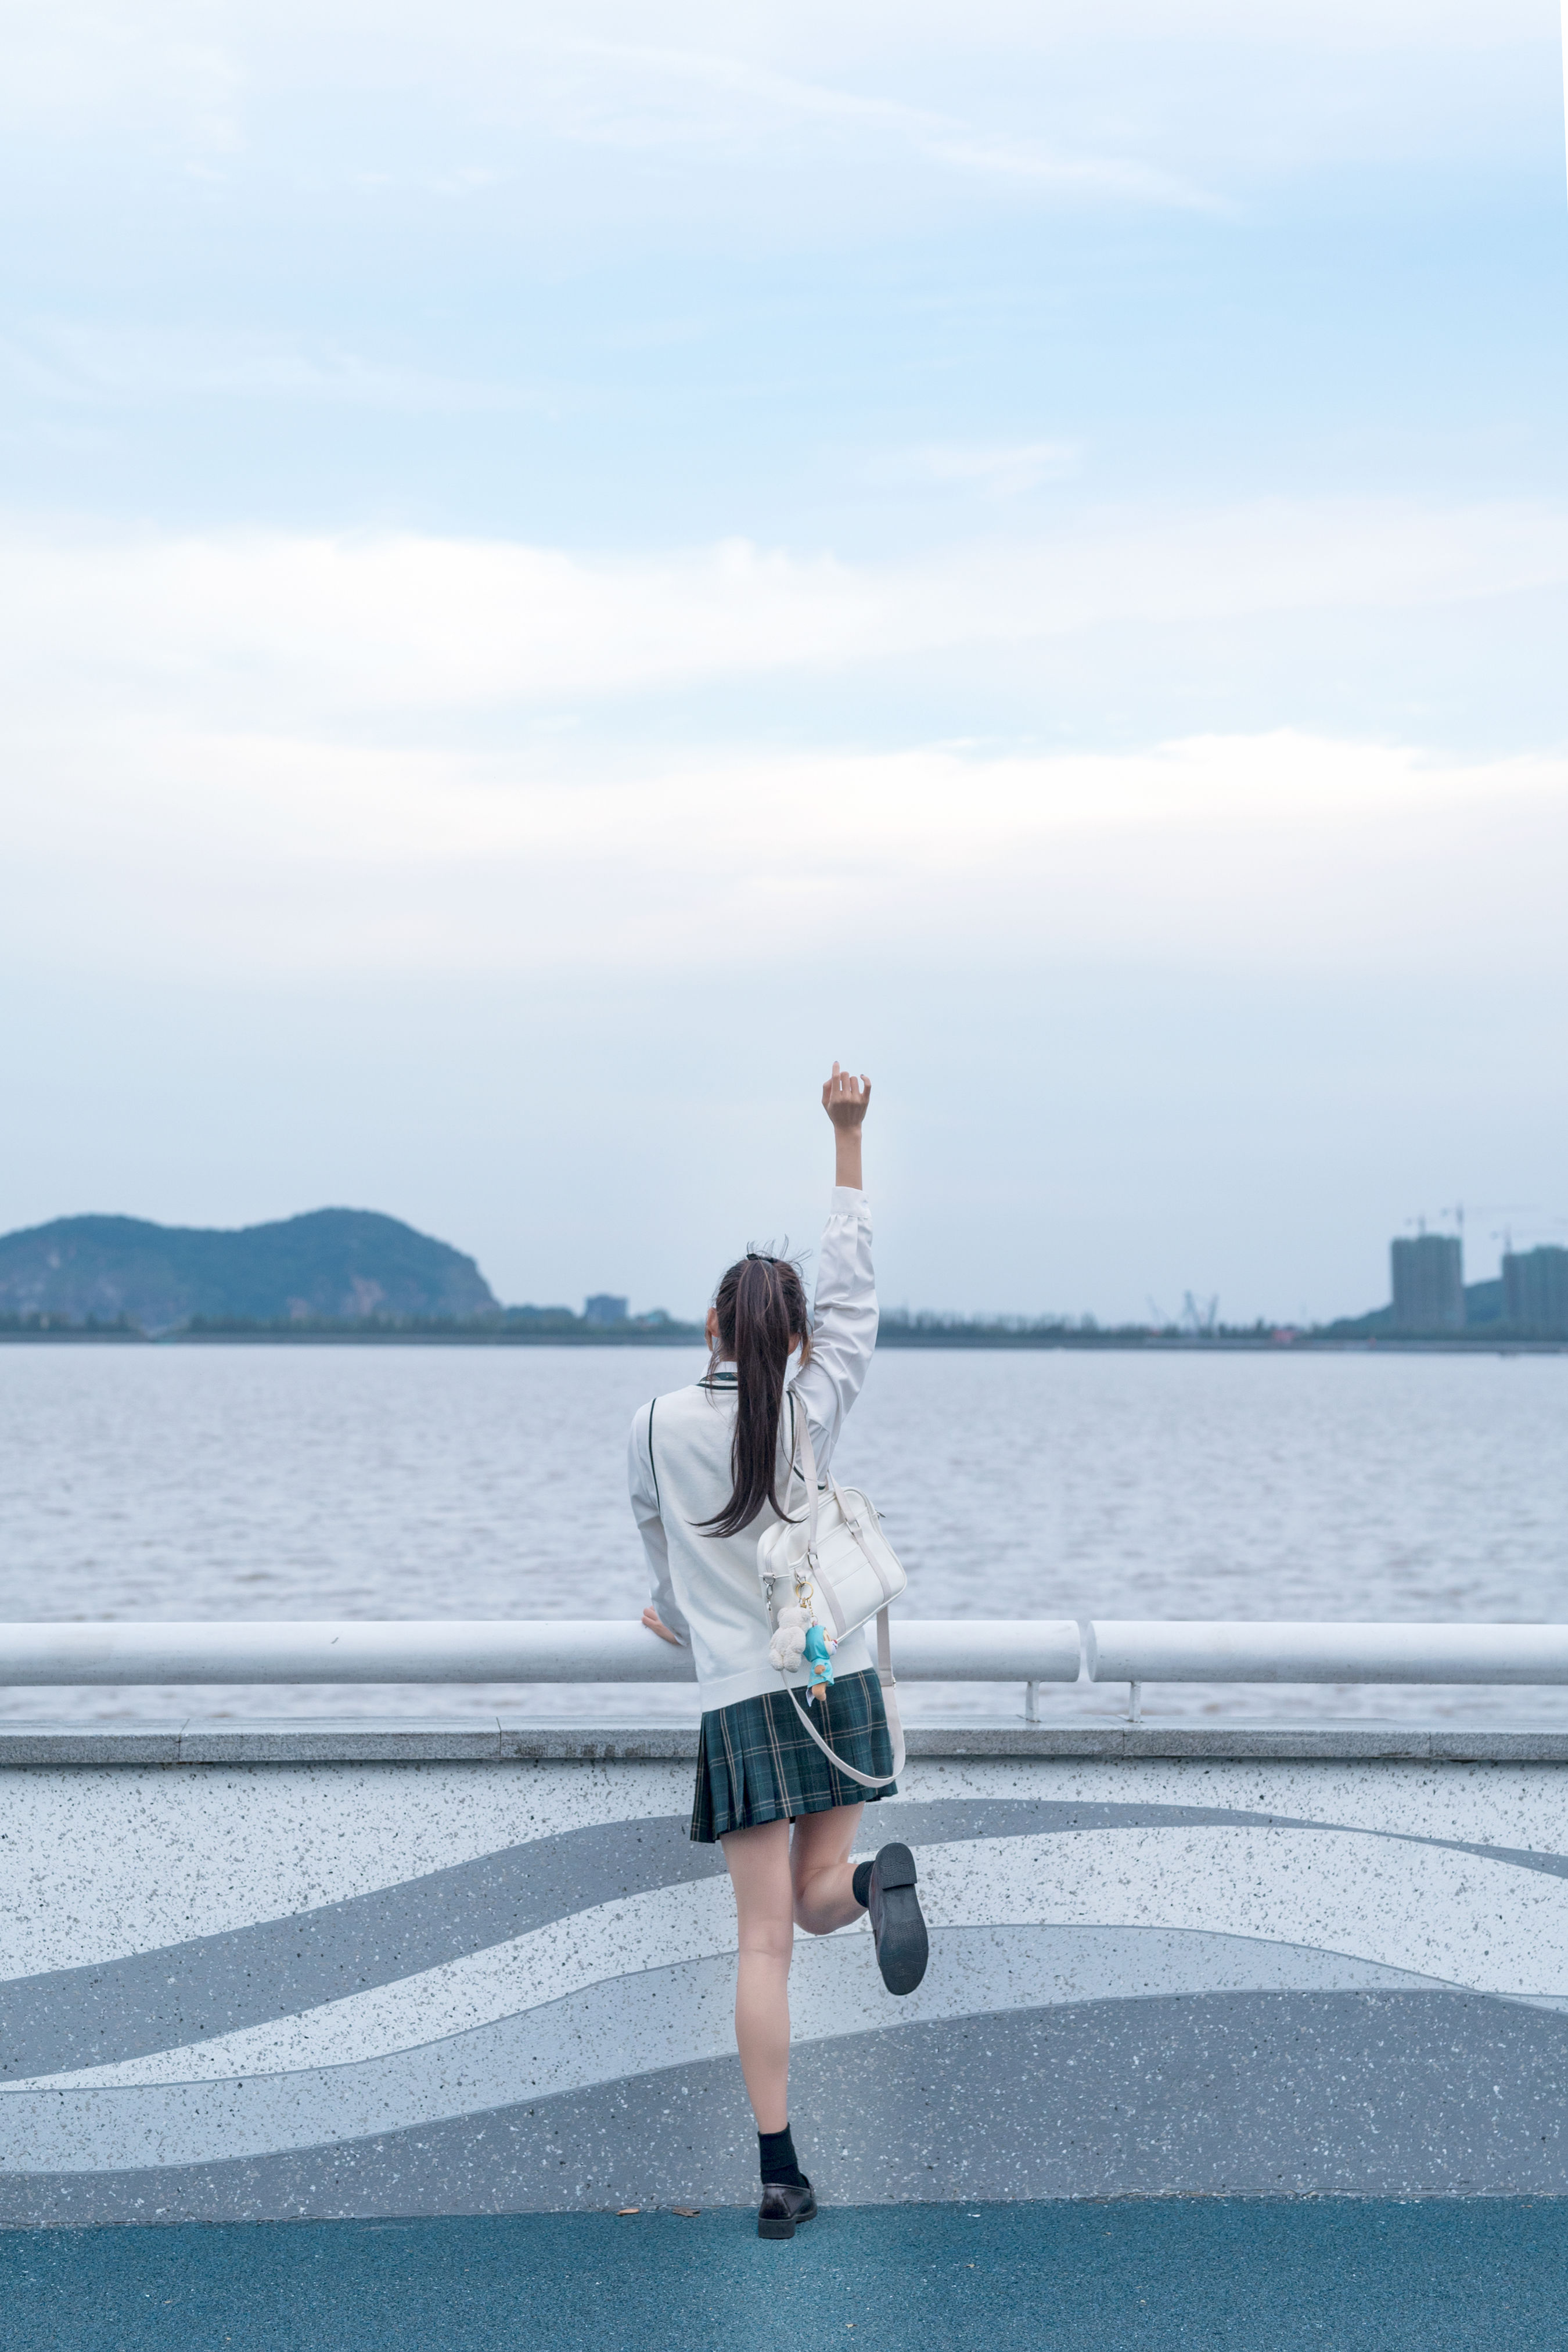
[509,38,1218,207]
[0,324,530,414]
[0,0,1545,208]
[3,509,1563,992]
[0,2,241,149]
[2,501,1564,725]
[4,706,1565,984]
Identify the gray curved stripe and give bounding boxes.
[0,1815,723,2082]
[3,1986,1566,2222]
[892,1796,1568,1887]
[0,1800,1243,2078]
[7,1793,1567,2082]
[0,1925,1455,2168]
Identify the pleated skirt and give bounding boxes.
[689,1666,897,1843]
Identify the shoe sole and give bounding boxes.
[758,2203,818,2240]
[872,1842,929,1995]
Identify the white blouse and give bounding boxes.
[627,1187,878,1712]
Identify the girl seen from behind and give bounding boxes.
[630,1063,927,2239]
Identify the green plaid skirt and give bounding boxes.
[690,1667,897,1843]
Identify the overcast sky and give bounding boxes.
[2,0,1566,1323]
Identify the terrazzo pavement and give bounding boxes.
[3,2199,1566,2351]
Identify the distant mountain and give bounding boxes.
[0,1210,498,1333]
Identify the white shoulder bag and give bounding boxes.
[755,1391,907,1788]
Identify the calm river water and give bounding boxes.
[1,1344,1563,1722]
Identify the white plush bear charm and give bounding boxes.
[768,1603,810,1673]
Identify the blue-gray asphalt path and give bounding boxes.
[4,2202,1567,2351]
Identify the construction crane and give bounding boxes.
[1441,1202,1539,1258]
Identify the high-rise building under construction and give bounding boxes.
[1390,1232,1465,1332]
[1502,1245,1568,1337]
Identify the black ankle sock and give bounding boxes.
[851,1860,873,1910]
[758,2124,807,2188]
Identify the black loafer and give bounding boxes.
[868,1841,929,1994]
[757,2179,818,2239]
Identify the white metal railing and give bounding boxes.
[6,1620,1567,1724]
[1087,1621,1568,1684]
[1087,1620,1568,1725]
[0,1619,1083,1689]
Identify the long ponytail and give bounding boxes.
[697,1251,812,1539]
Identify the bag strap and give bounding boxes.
[782,1387,879,1606]
[778,1385,904,1790]
[782,1605,905,1790]
[789,1384,821,1556]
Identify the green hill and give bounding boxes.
[0,1210,498,1334]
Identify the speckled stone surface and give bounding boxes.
[4,2203,1568,2351]
[5,1742,1568,2220]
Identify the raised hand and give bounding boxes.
[821,1062,872,1130]
[821,1061,871,1188]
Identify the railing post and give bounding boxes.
[1127,1680,1142,1727]
[1024,1679,1040,1725]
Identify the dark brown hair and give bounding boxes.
[697,1251,812,1539]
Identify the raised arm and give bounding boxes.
[792,1062,877,1476]
[823,1062,871,1188]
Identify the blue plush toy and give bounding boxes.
[803,1621,836,1697]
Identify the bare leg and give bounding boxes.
[792,1802,866,1935]
[721,1819,794,2132]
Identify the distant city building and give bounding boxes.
[1390,1232,1464,1332]
[1502,1246,1568,1337]
[584,1293,629,1326]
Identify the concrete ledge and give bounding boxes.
[498,1721,697,1760]
[0,1722,189,1765]
[178,1717,507,1763]
[3,1718,1568,1764]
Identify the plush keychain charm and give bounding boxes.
[803,1621,836,1699]
[768,1603,810,1673]
[769,1602,837,1700]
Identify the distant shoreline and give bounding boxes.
[11,1211,1560,1350]
[2,1325,1564,1355]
